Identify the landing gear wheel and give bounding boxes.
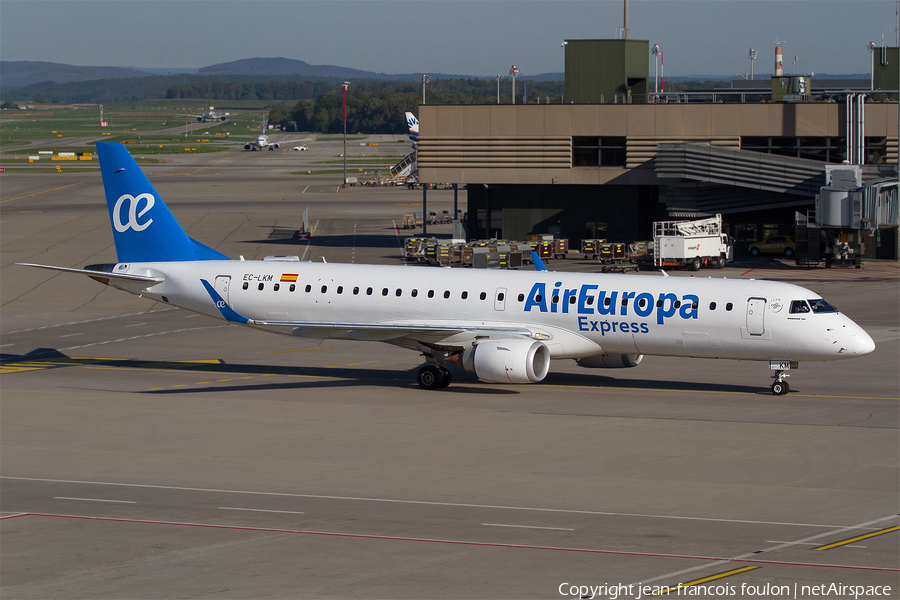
[771,380,789,395]
[417,365,442,390]
[437,367,452,388]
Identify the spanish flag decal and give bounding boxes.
[280,273,298,282]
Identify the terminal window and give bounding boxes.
[573,137,626,167]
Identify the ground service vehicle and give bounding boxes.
[749,235,796,257]
[653,214,729,271]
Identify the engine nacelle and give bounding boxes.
[576,353,643,369]
[243,143,252,150]
[461,339,550,384]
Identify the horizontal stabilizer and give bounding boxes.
[17,263,164,284]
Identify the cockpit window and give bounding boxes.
[790,300,810,314]
[808,298,838,313]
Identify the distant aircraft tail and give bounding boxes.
[96,142,229,263]
[405,111,419,142]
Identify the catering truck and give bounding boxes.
[653,214,730,271]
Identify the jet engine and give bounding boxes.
[461,339,550,384]
[243,143,252,150]
[576,353,643,369]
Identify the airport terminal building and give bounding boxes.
[416,40,900,258]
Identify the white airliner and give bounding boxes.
[19,143,875,394]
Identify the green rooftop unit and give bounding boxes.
[563,39,649,104]
[872,46,898,102]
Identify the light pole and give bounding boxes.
[867,41,876,90]
[422,74,431,104]
[496,74,502,104]
[508,65,519,104]
[651,44,660,96]
[342,81,350,185]
[748,47,758,80]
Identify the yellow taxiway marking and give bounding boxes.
[532,384,899,401]
[265,346,330,355]
[844,282,881,289]
[651,566,760,596]
[0,182,85,204]
[814,525,900,551]
[186,157,231,176]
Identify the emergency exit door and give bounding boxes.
[746,297,766,335]
[494,287,507,311]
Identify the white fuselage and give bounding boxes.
[113,260,874,363]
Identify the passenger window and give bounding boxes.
[290,284,296,292]
[337,286,343,294]
[535,294,543,302]
[604,297,611,306]
[412,289,418,297]
[499,293,505,302]
[673,300,681,308]
[552,295,559,304]
[382,288,388,296]
[586,297,594,306]
[353,287,359,295]
[395,289,402,297]
[790,300,811,314]
[258,283,264,291]
[692,301,698,309]
[638,298,647,308]
[274,283,280,291]
[321,285,327,293]
[569,296,576,304]
[366,287,373,295]
[709,302,716,310]
[242,282,248,290]
[621,298,628,307]
[726,302,733,311]
[518,293,524,302]
[656,299,663,308]
[305,285,312,293]
[443,290,450,299]
[480,292,487,300]
[461,291,468,299]
[428,290,435,298]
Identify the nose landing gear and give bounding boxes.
[771,372,790,395]
[768,360,795,395]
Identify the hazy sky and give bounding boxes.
[1,0,897,76]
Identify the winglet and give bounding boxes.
[531,251,547,272]
[200,279,250,324]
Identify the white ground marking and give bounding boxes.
[482,523,574,531]
[3,477,889,531]
[54,497,136,504]
[218,507,305,515]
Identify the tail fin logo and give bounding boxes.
[113,193,155,232]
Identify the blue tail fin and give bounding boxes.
[96,142,229,263]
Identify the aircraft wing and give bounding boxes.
[200,279,532,345]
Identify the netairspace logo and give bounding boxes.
[558,581,893,599]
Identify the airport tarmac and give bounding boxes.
[1,142,898,599]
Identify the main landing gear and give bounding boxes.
[417,365,452,390]
[771,370,790,396]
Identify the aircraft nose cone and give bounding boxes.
[854,331,876,355]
